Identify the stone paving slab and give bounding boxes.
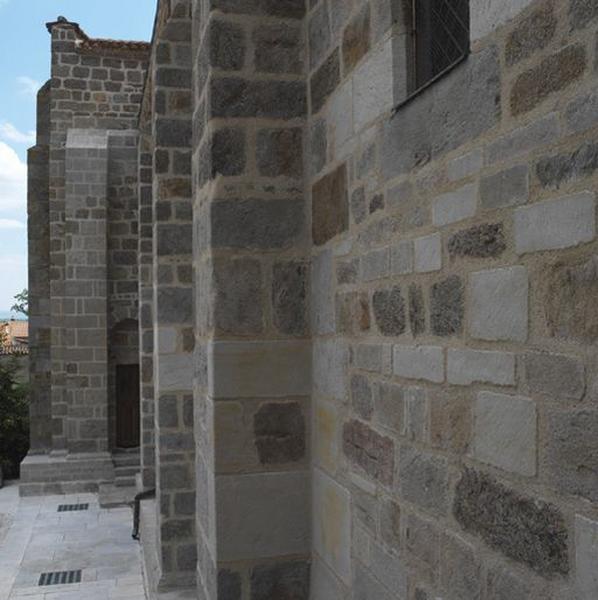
[0,483,147,600]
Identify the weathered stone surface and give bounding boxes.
[544,255,598,342]
[250,560,310,600]
[430,275,464,337]
[213,258,263,335]
[257,127,303,178]
[312,249,334,335]
[372,286,406,336]
[353,564,394,600]
[486,567,531,600]
[313,470,351,584]
[404,512,440,571]
[575,516,598,600]
[254,23,303,75]
[369,193,384,215]
[212,197,304,250]
[505,3,556,65]
[391,240,413,275]
[486,113,560,164]
[219,569,242,600]
[211,77,306,119]
[311,49,340,114]
[342,4,370,73]
[350,186,367,225]
[469,266,528,342]
[441,534,482,600]
[536,142,598,188]
[310,558,344,600]
[453,468,569,575]
[254,402,306,465]
[510,45,586,115]
[343,419,394,486]
[308,1,331,69]
[399,446,449,516]
[313,339,349,401]
[369,541,409,598]
[566,89,598,134]
[354,343,392,375]
[272,261,308,336]
[157,287,193,324]
[310,118,327,176]
[211,127,246,176]
[480,165,528,210]
[570,0,598,29]
[470,0,535,40]
[448,223,506,259]
[312,164,348,246]
[404,387,427,443]
[523,352,585,400]
[336,290,370,336]
[382,46,500,178]
[361,248,389,281]
[157,224,193,256]
[514,192,595,253]
[394,345,444,383]
[448,148,483,182]
[374,381,404,434]
[414,233,441,273]
[409,284,425,336]
[429,390,471,454]
[432,184,477,226]
[447,348,515,386]
[210,19,246,71]
[544,410,598,502]
[379,497,401,548]
[473,392,536,476]
[336,258,358,285]
[351,374,373,420]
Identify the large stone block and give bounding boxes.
[157,354,194,392]
[510,44,586,115]
[523,352,585,400]
[393,345,444,383]
[308,1,331,69]
[576,515,598,600]
[343,419,394,486]
[374,381,404,434]
[211,197,304,250]
[372,286,406,336]
[312,164,348,246]
[473,392,536,476]
[213,258,263,335]
[448,223,506,259]
[566,89,598,134]
[469,266,528,342]
[537,142,598,188]
[399,445,449,516]
[313,339,349,401]
[272,261,308,336]
[310,49,340,114]
[413,233,441,273]
[440,534,482,600]
[404,512,440,572]
[257,127,303,178]
[210,19,246,71]
[544,410,598,502]
[313,469,351,584]
[430,275,464,337]
[254,23,303,75]
[454,468,569,575]
[514,192,595,254]
[216,471,309,561]
[505,3,556,65]
[480,165,528,210]
[211,127,246,177]
[342,3,370,73]
[250,561,309,600]
[447,348,515,386]
[470,0,535,40]
[432,183,477,226]
[544,254,598,342]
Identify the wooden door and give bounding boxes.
[116,364,140,448]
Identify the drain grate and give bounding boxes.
[57,503,89,512]
[38,570,82,586]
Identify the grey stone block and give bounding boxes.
[480,165,528,210]
[257,127,303,178]
[448,223,506,259]
[441,534,482,600]
[272,261,308,336]
[351,374,373,420]
[250,561,310,600]
[430,275,464,337]
[373,286,406,336]
[432,183,477,226]
[254,23,303,75]
[454,467,569,575]
[210,19,245,71]
[575,515,598,600]
[523,352,585,400]
[310,49,340,114]
[308,2,331,69]
[447,348,515,386]
[393,345,444,383]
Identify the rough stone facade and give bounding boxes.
[26,1,598,599]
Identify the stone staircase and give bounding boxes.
[113,448,140,488]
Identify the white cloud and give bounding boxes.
[17,76,41,99]
[0,219,24,229]
[0,142,27,212]
[0,122,35,145]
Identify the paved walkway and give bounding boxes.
[0,482,147,600]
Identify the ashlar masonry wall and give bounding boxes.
[306,0,598,598]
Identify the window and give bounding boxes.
[396,0,470,110]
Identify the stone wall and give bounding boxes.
[306,0,598,598]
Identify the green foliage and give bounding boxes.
[11,289,28,317]
[0,357,29,479]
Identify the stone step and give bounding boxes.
[115,466,139,478]
[115,476,137,488]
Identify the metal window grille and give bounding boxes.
[38,570,82,586]
[57,503,89,512]
[414,0,470,90]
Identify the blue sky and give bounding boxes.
[0,1,155,314]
